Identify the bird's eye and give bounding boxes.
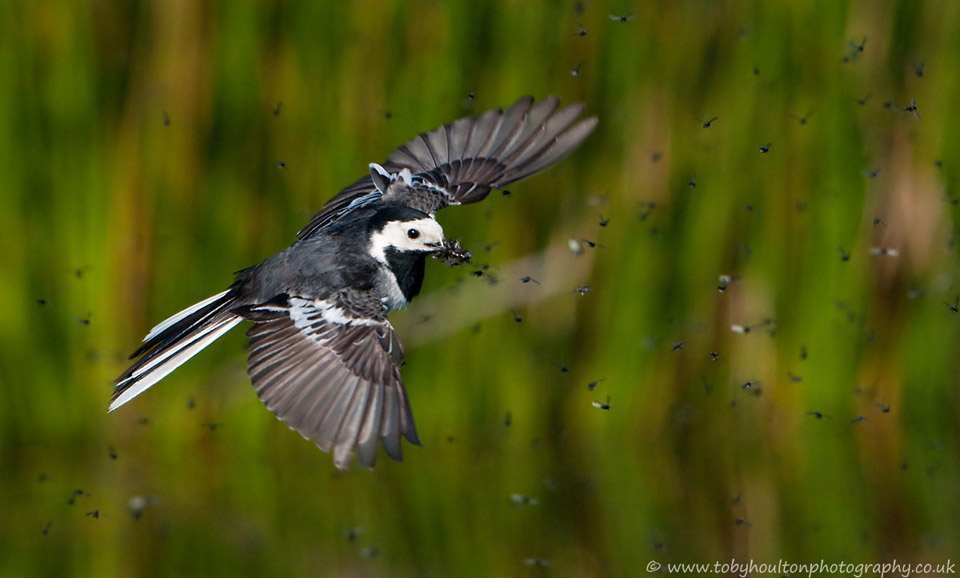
[407,229,420,239]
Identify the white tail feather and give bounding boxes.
[144,290,232,342]
[109,316,243,412]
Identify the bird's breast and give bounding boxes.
[377,268,409,310]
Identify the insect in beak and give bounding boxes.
[431,238,472,266]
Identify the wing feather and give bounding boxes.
[243,294,417,469]
[296,96,596,239]
[462,108,502,159]
[381,383,402,461]
[356,382,385,468]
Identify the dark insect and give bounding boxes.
[843,37,867,61]
[945,296,959,313]
[471,267,496,283]
[717,274,735,293]
[587,378,605,391]
[592,396,611,410]
[697,116,718,128]
[608,12,634,22]
[903,99,921,119]
[638,201,655,221]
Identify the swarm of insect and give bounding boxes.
[431,238,472,266]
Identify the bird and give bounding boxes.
[109,96,598,469]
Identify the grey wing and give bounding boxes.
[296,96,597,239]
[242,294,419,469]
[384,95,598,207]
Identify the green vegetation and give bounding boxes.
[2,1,958,576]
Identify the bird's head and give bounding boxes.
[366,205,444,265]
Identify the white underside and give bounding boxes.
[376,269,408,310]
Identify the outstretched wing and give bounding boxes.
[241,293,419,469]
[297,96,597,240]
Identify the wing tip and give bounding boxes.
[580,115,600,134]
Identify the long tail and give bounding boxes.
[110,290,244,411]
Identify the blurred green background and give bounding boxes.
[2,0,959,576]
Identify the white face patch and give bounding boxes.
[367,217,445,264]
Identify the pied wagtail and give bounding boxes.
[111,96,597,468]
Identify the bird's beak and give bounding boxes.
[424,241,443,250]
